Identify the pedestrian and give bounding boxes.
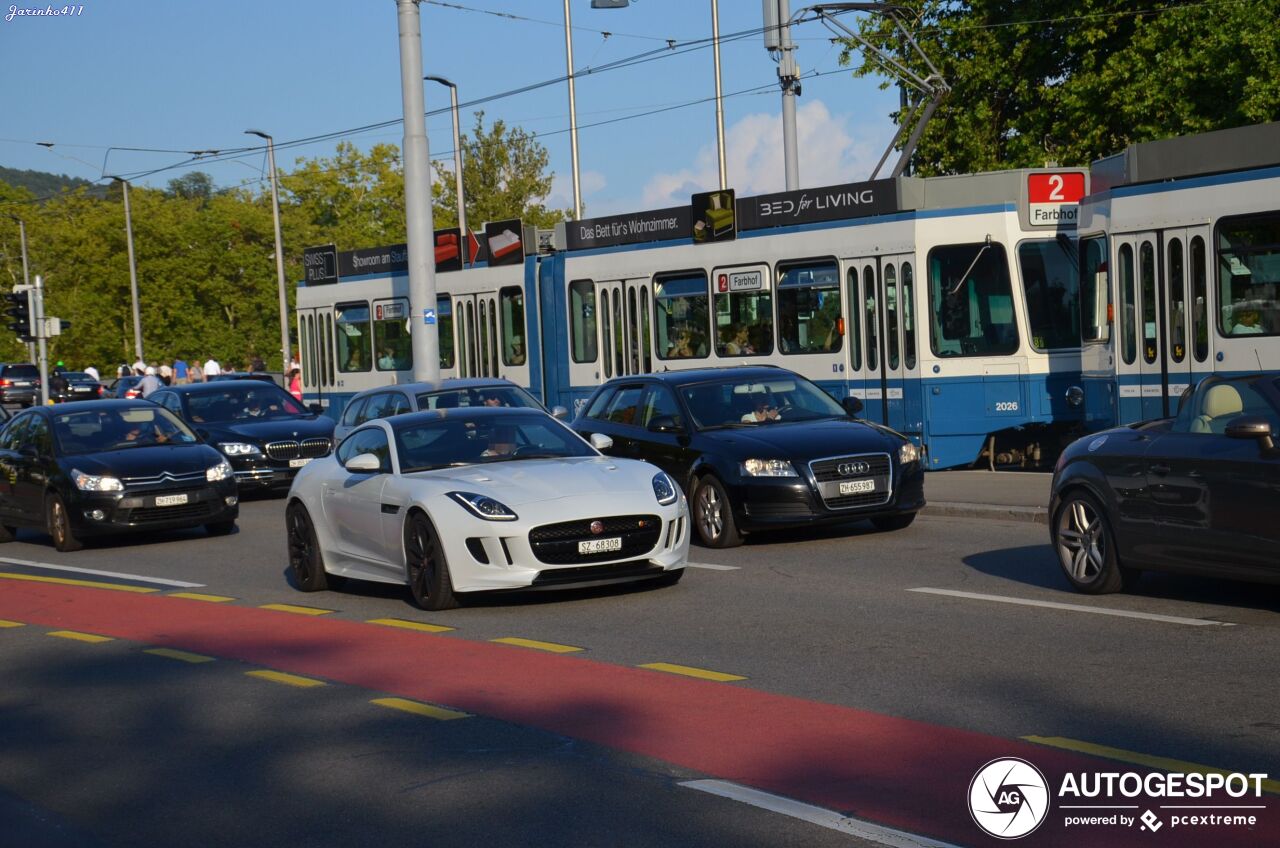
[287,367,303,402]
[188,359,204,383]
[250,353,266,372]
[173,356,188,384]
[132,356,145,375]
[138,366,163,398]
[203,355,222,378]
[83,365,100,382]
[159,362,173,385]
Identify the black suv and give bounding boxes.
[0,363,41,407]
[572,366,925,547]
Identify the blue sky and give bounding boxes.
[1,0,901,218]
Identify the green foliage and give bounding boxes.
[843,0,1280,174]
[0,166,103,200]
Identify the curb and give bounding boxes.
[921,501,1049,525]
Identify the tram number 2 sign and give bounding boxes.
[1025,172,1086,228]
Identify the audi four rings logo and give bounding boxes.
[969,758,1050,839]
[837,461,871,476]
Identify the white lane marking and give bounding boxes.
[686,562,740,571]
[0,557,206,589]
[909,587,1233,627]
[681,780,961,848]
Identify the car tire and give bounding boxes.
[46,494,84,553]
[692,475,742,549]
[1053,490,1123,594]
[205,520,236,536]
[286,502,329,592]
[404,512,459,611]
[0,524,14,543]
[871,512,917,532]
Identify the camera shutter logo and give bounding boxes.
[968,758,1050,839]
[837,461,871,476]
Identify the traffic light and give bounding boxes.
[4,289,33,342]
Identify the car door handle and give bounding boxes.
[1149,464,1171,476]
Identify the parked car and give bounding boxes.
[571,366,924,548]
[105,376,143,399]
[0,363,41,407]
[286,407,689,610]
[1050,374,1280,593]
[333,378,569,441]
[51,371,105,403]
[0,400,238,551]
[147,381,334,491]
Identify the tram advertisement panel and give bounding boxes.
[484,219,525,267]
[691,189,736,243]
[302,244,338,286]
[737,179,897,231]
[434,227,463,272]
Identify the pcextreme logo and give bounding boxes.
[969,758,1051,839]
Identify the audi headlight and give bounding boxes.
[899,441,920,465]
[206,459,233,482]
[70,469,123,492]
[741,458,798,478]
[448,491,518,521]
[652,472,679,505]
[218,442,262,456]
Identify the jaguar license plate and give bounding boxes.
[154,494,189,507]
[578,537,622,555]
[289,458,312,468]
[839,479,876,495]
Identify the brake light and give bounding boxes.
[0,379,8,387]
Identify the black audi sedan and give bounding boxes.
[1050,374,1280,593]
[51,371,105,403]
[148,381,335,491]
[0,400,238,551]
[572,367,924,547]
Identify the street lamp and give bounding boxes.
[245,129,292,373]
[103,175,144,363]
[424,75,468,249]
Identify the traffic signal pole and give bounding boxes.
[34,275,48,405]
[14,217,34,363]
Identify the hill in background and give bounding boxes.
[0,166,107,199]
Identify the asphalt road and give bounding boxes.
[1,494,1277,847]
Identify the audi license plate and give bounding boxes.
[154,494,189,507]
[577,537,622,555]
[839,479,876,495]
[289,458,312,468]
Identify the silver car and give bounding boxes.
[333,378,568,441]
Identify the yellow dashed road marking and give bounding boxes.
[1024,736,1280,795]
[245,670,326,688]
[259,603,334,616]
[168,592,235,603]
[367,617,454,633]
[0,572,158,593]
[639,662,746,682]
[491,637,583,654]
[47,630,114,644]
[372,697,470,721]
[0,619,25,628]
[144,648,215,664]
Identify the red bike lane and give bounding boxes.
[1,580,1272,848]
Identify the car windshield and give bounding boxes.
[53,407,199,454]
[395,412,595,472]
[186,385,307,423]
[4,365,38,379]
[415,386,543,411]
[679,375,847,429]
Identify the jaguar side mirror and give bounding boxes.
[344,453,383,473]
[1224,415,1276,453]
[842,396,864,416]
[551,405,570,421]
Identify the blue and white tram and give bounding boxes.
[1076,121,1280,428]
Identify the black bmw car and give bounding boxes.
[148,381,335,491]
[1050,374,1280,593]
[0,400,238,551]
[572,367,924,547]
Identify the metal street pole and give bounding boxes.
[563,0,582,219]
[245,130,293,372]
[397,0,440,383]
[106,176,144,363]
[711,0,727,189]
[11,216,35,362]
[424,76,467,250]
[34,274,48,405]
[777,0,800,190]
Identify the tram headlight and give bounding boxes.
[898,441,919,465]
[1065,385,1084,408]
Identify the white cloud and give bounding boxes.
[548,170,607,212]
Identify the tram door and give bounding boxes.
[1161,227,1210,403]
[452,292,499,378]
[597,279,653,380]
[845,254,916,433]
[296,306,335,407]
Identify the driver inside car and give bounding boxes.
[741,394,781,423]
[481,424,519,458]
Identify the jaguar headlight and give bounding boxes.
[448,491,518,521]
[899,441,920,465]
[741,458,798,477]
[206,459,234,482]
[652,472,679,505]
[218,442,262,456]
[70,468,124,492]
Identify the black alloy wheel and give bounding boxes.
[404,512,458,611]
[692,475,742,549]
[286,502,329,592]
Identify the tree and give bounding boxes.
[842,0,1280,175]
[166,171,215,204]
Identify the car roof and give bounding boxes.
[35,399,156,414]
[599,365,785,388]
[351,378,523,400]
[380,405,553,431]
[158,380,289,394]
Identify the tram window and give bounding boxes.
[489,299,499,376]
[1019,240,1080,351]
[713,270,772,357]
[479,300,490,376]
[640,288,652,372]
[613,288,625,376]
[902,263,917,370]
[654,272,709,360]
[1118,244,1136,364]
[498,288,525,366]
[885,264,900,369]
[438,295,455,369]
[864,266,878,370]
[1216,212,1280,338]
[927,242,1018,357]
[844,269,862,371]
[569,279,598,363]
[466,301,477,377]
[778,260,841,354]
[1168,239,1187,363]
[335,302,372,373]
[304,314,315,387]
[600,289,612,378]
[1140,241,1158,363]
[373,300,412,371]
[1191,237,1209,361]
[627,288,639,373]
[1080,236,1110,343]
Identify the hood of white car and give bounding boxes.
[406,456,660,506]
